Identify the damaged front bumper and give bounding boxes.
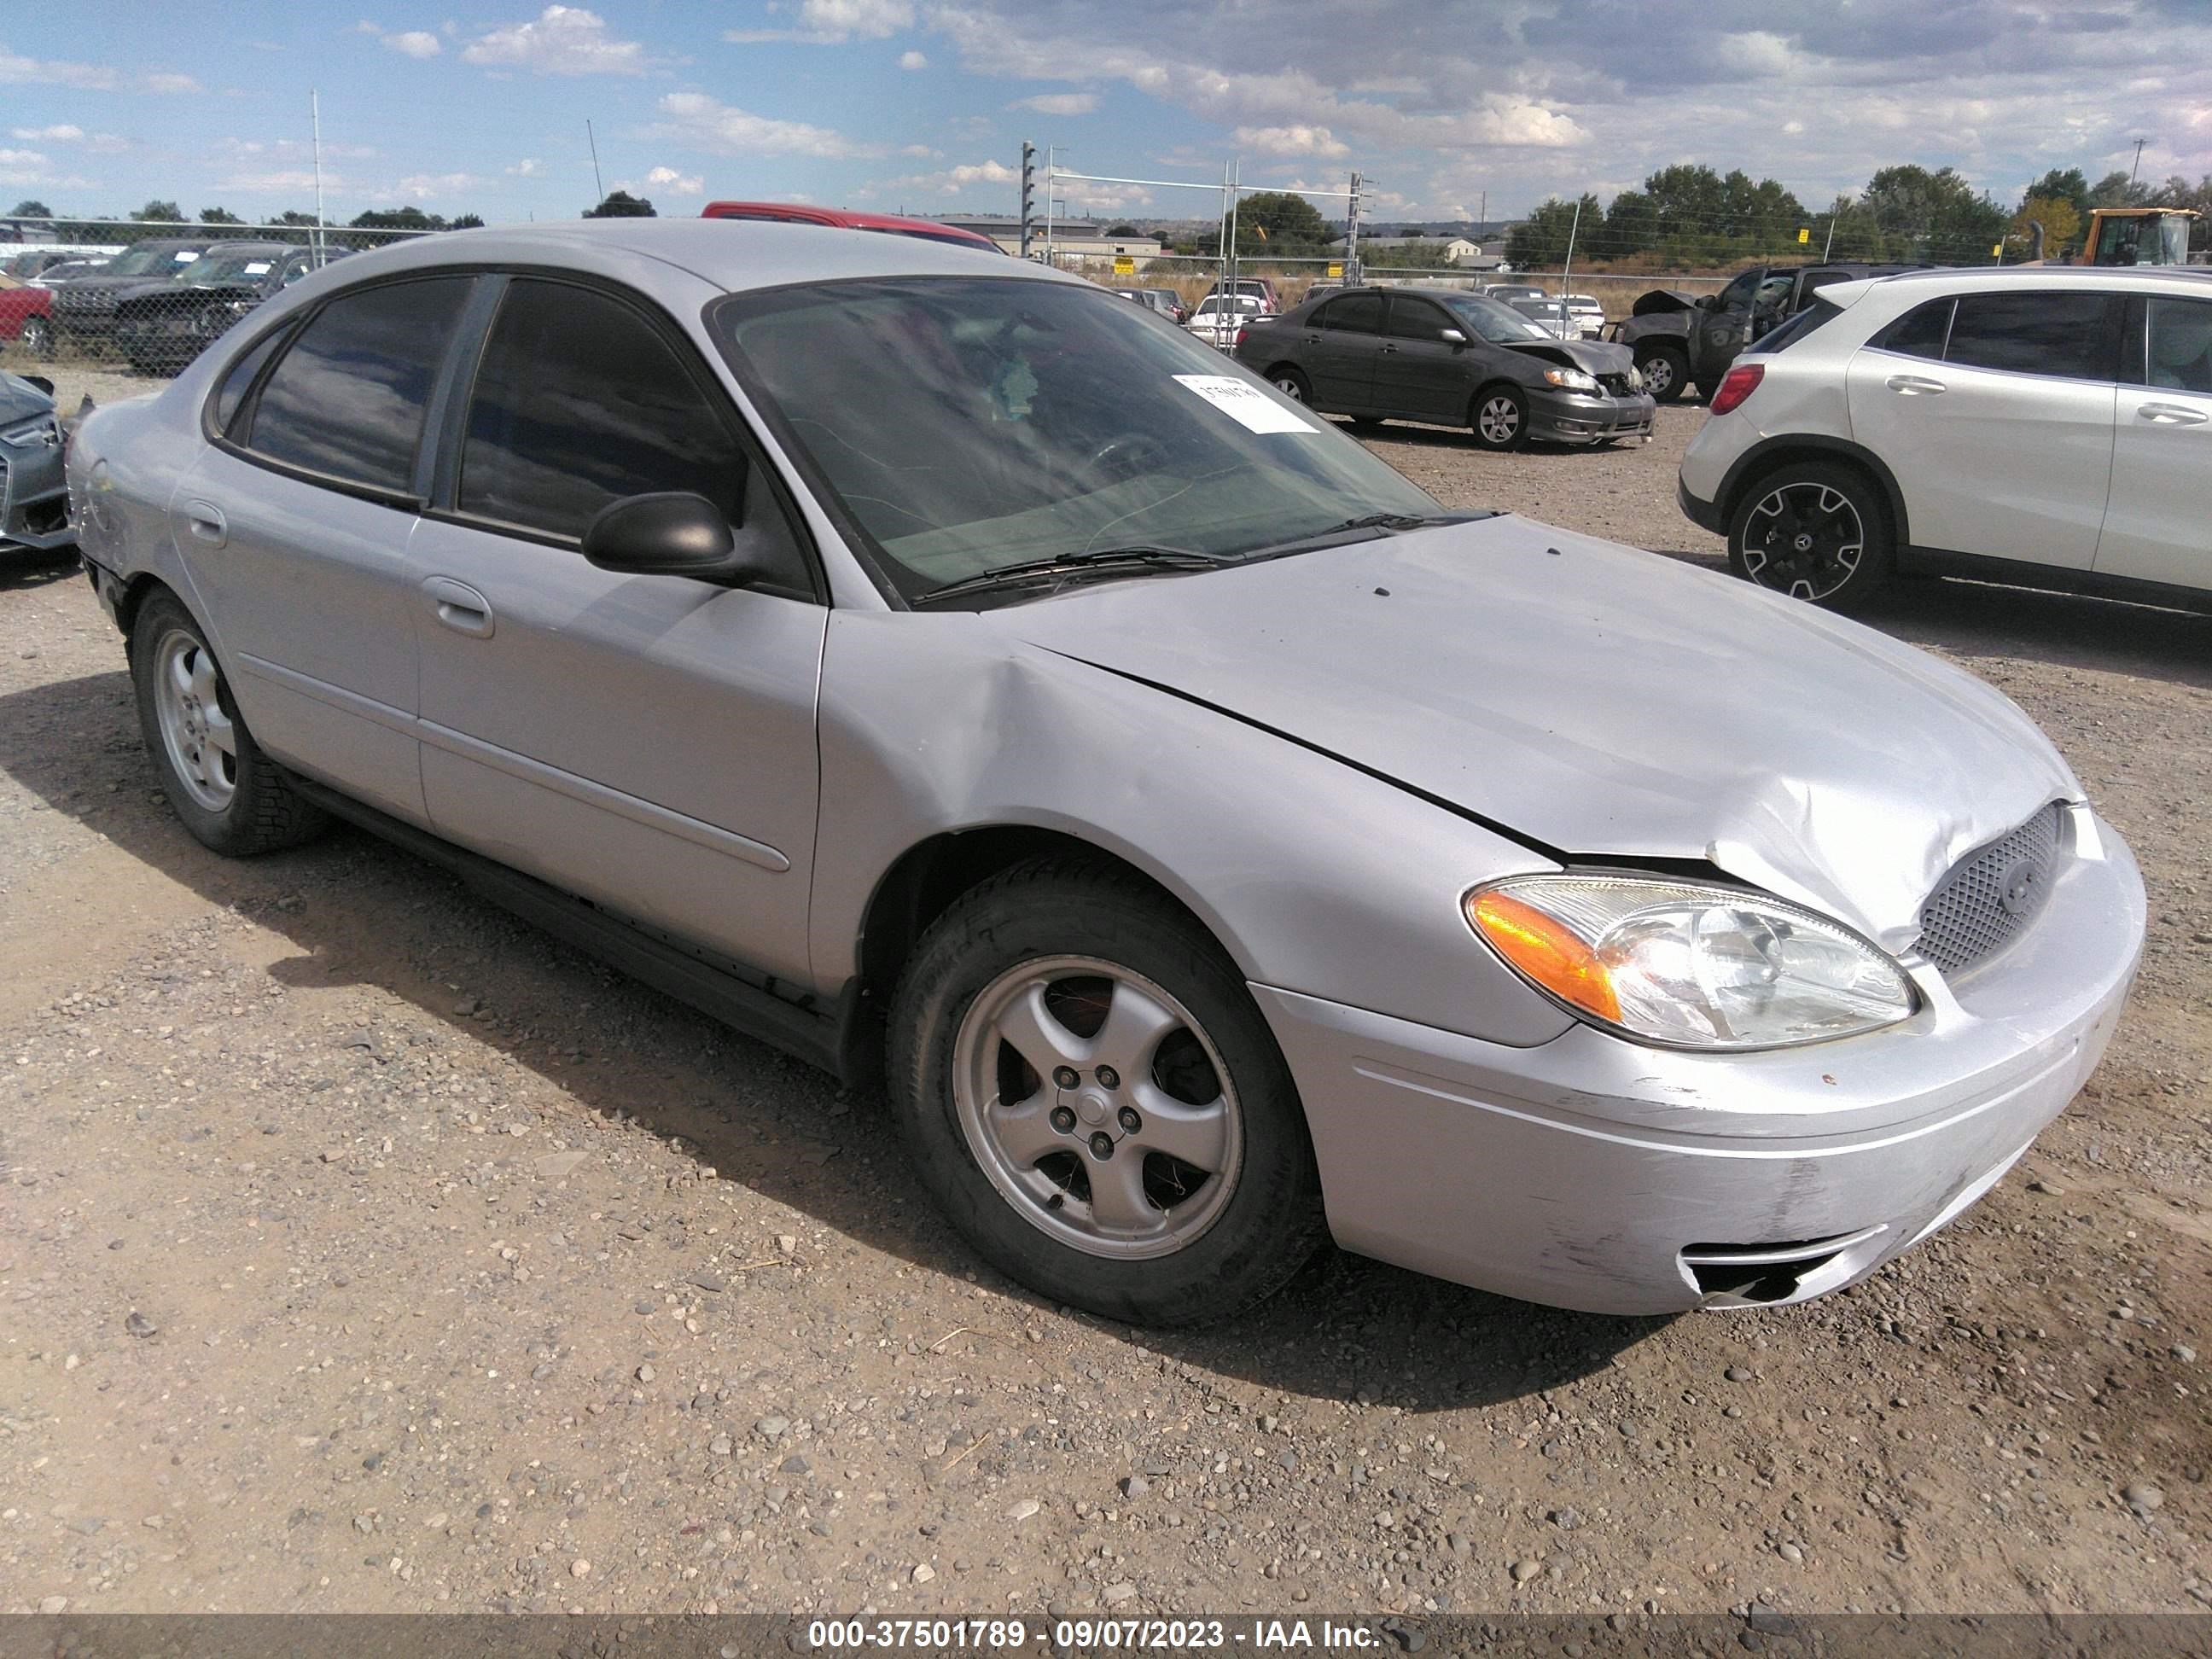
[1528,387,1656,445]
[2,416,74,552]
[1255,804,2144,1316]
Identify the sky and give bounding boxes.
[5,1,2212,227]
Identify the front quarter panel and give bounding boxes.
[808,610,1577,1047]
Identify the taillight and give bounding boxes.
[1708,362,1765,416]
[1234,327,1248,346]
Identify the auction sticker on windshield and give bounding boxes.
[1173,375,1319,434]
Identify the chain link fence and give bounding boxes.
[1,218,430,378]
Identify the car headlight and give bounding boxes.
[1542,367,1598,392]
[1625,366,1644,391]
[1466,874,1917,1050]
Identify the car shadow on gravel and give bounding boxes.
[2,668,1659,1410]
[1859,579,2211,690]
[1,546,84,593]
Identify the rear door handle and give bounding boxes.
[183,500,226,546]
[421,576,495,638]
[1885,374,1947,396]
[1378,341,1399,354]
[2138,401,2209,425]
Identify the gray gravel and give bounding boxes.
[0,374,2205,1618]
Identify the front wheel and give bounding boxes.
[1636,343,1690,404]
[20,314,55,357]
[130,591,329,855]
[888,859,1326,1326]
[1726,462,1893,614]
[1469,384,1529,451]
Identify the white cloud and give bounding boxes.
[507,157,544,176]
[949,159,1015,186]
[219,168,330,193]
[899,49,928,70]
[726,0,914,44]
[11,124,83,141]
[644,165,705,195]
[1233,123,1348,158]
[143,72,201,94]
[0,49,119,90]
[382,29,444,58]
[653,90,872,159]
[463,6,648,74]
[1012,92,1096,116]
[387,171,480,200]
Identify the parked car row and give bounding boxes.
[64,218,2147,1328]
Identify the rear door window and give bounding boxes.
[1869,298,1953,361]
[243,276,474,494]
[1943,291,2122,381]
[1318,293,1382,334]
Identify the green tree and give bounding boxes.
[1596,188,1657,258]
[272,210,323,226]
[9,198,54,218]
[1223,189,1327,254]
[1860,165,2005,260]
[2023,167,2091,220]
[1505,194,1600,268]
[351,206,447,230]
[2089,170,2148,209]
[1103,222,1139,237]
[584,189,655,218]
[449,213,486,230]
[2008,195,2081,259]
[198,206,244,224]
[131,198,183,222]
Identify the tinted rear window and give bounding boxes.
[1870,297,1953,361]
[1944,291,2122,381]
[246,277,473,493]
[1318,293,1382,334]
[1746,298,1841,356]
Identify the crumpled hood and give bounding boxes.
[0,371,55,427]
[997,516,2080,952]
[1632,288,1703,316]
[1504,337,1633,375]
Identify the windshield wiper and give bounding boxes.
[1242,510,1487,560]
[912,545,1234,607]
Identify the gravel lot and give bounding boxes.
[3,367,2208,1621]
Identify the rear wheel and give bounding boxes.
[1266,365,1311,404]
[1636,342,1690,404]
[1726,462,1893,614]
[1469,383,1529,451]
[888,859,1326,1326]
[130,591,329,855]
[20,314,55,357]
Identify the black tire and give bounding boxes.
[888,857,1327,1326]
[1265,364,1312,404]
[130,589,329,856]
[1726,461,1894,614]
[1468,382,1529,451]
[1347,415,1386,429]
[1636,342,1690,404]
[21,314,55,358]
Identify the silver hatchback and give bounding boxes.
[73,222,2144,1325]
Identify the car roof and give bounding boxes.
[1821,263,2212,307]
[264,218,1068,296]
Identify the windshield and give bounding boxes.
[105,242,199,277]
[190,247,280,282]
[1441,294,1553,342]
[715,276,1440,602]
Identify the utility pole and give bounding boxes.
[1044,145,1057,264]
[587,119,604,203]
[1558,196,1581,300]
[1019,141,1036,258]
[2130,137,2148,188]
[1345,170,1362,282]
[1822,195,1839,262]
[311,90,325,263]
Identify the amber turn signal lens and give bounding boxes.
[1469,889,1621,1022]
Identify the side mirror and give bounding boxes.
[1438,328,1467,345]
[581,491,771,585]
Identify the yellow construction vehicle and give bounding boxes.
[2077,206,2199,265]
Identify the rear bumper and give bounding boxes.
[1257,806,2144,1315]
[1529,389,1656,445]
[1678,475,1727,534]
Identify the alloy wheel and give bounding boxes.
[1741,482,1866,602]
[1271,375,1305,401]
[152,628,238,812]
[1476,394,1522,445]
[952,955,1243,1260]
[1639,354,1674,398]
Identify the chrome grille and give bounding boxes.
[1912,803,2064,975]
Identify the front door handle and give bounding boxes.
[2138,401,2209,425]
[1885,374,1947,396]
[1378,341,1399,354]
[421,576,495,638]
[183,500,226,546]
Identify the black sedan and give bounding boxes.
[1232,285,1655,450]
[112,242,335,373]
[48,236,217,344]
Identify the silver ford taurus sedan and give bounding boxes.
[69,221,2145,1326]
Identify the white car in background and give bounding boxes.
[1679,266,2212,614]
[1563,294,1606,335]
[1185,293,1265,346]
